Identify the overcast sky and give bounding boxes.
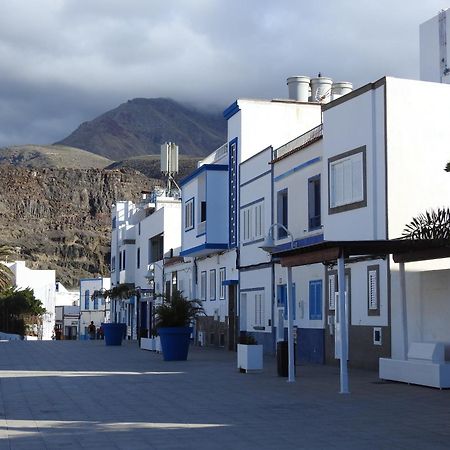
[0,0,447,147]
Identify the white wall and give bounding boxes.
[9,261,56,340]
[322,84,387,241]
[227,100,322,164]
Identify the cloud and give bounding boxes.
[0,0,446,146]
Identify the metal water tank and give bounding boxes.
[286,76,310,102]
[331,82,353,101]
[310,76,333,103]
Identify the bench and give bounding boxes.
[379,342,450,389]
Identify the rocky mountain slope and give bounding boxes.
[0,166,155,287]
[55,98,227,160]
[0,145,113,169]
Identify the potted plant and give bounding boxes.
[154,290,204,361]
[237,334,263,373]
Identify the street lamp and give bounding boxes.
[260,223,296,383]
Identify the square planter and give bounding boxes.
[237,344,263,372]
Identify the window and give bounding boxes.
[309,280,323,320]
[93,295,98,310]
[308,175,321,230]
[138,222,141,236]
[200,271,207,300]
[111,256,116,273]
[112,217,116,229]
[219,268,226,299]
[119,251,122,271]
[209,269,216,300]
[368,265,380,315]
[185,198,194,230]
[200,201,207,223]
[137,248,140,269]
[84,290,90,310]
[277,284,296,320]
[277,189,288,238]
[122,250,126,270]
[241,201,264,243]
[172,271,177,289]
[329,146,366,213]
[254,292,265,327]
[148,234,164,263]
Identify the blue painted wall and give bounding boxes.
[249,331,276,355]
[297,328,325,364]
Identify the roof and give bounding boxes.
[273,239,450,267]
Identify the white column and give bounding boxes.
[286,265,295,382]
[399,262,408,360]
[338,253,349,394]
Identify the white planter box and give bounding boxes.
[140,337,154,351]
[237,344,263,372]
[155,336,161,353]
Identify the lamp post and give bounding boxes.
[260,223,296,383]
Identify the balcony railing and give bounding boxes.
[272,124,323,160]
[198,143,228,167]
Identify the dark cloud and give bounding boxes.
[0,0,445,146]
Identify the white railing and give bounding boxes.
[198,143,228,167]
[272,124,323,160]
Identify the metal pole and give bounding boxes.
[399,262,408,360]
[286,265,295,382]
[337,253,349,394]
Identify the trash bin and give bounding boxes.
[277,341,296,377]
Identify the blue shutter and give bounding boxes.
[309,280,323,320]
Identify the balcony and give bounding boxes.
[198,143,228,167]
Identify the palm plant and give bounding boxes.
[154,290,204,328]
[0,245,14,291]
[402,208,450,240]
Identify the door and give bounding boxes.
[228,285,238,351]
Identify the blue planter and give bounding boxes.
[103,323,125,346]
[158,327,193,361]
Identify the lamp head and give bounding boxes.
[259,233,276,253]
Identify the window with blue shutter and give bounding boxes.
[277,284,296,320]
[309,280,323,320]
[84,290,90,310]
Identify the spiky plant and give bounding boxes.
[0,245,14,292]
[154,290,204,328]
[402,208,450,240]
[445,162,450,172]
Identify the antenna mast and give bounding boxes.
[160,142,180,196]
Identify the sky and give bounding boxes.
[0,0,448,147]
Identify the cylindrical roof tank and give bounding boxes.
[286,76,310,102]
[310,76,333,103]
[331,82,353,101]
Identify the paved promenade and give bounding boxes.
[0,340,449,450]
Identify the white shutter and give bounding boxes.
[343,158,353,204]
[352,152,363,202]
[331,161,344,207]
[328,274,336,310]
[368,270,378,310]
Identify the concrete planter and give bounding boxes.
[237,344,263,372]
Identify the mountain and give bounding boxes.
[55,98,227,160]
[0,144,113,169]
[0,165,154,287]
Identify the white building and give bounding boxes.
[7,261,56,340]
[110,190,182,340]
[79,276,110,340]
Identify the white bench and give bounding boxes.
[379,342,450,389]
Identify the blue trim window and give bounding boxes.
[93,295,98,310]
[185,198,194,231]
[84,290,90,310]
[200,271,207,300]
[277,189,288,239]
[308,175,321,230]
[112,217,116,229]
[209,269,216,301]
[219,267,226,299]
[277,284,296,320]
[137,247,140,269]
[309,280,323,320]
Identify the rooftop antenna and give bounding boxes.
[160,142,181,196]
